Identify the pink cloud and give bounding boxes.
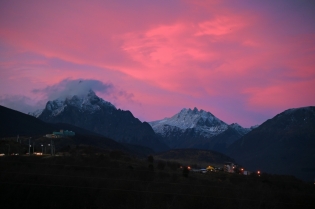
[195,16,246,36]
[245,80,315,111]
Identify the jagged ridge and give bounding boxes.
[149,107,229,137]
[149,107,254,153]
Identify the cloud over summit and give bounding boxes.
[32,79,114,100]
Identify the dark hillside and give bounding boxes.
[191,127,244,154]
[0,105,52,137]
[227,107,315,182]
[154,149,235,168]
[0,105,152,157]
[0,105,101,137]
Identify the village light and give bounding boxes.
[257,170,261,177]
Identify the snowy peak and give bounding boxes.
[37,89,116,117]
[229,123,251,135]
[149,107,228,137]
[250,124,259,129]
[174,107,227,129]
[28,109,44,118]
[63,89,115,110]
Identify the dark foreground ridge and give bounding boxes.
[0,155,314,209]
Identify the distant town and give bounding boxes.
[1,131,261,178]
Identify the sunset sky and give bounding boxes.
[1,0,315,127]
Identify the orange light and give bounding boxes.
[257,170,260,174]
[187,166,191,170]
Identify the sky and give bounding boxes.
[0,0,315,127]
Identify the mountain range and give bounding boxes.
[33,91,251,153]
[3,89,314,181]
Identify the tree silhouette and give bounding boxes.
[182,166,190,177]
[147,155,154,163]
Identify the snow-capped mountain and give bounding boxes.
[28,109,44,118]
[149,107,252,153]
[229,123,252,136]
[37,90,116,118]
[149,107,252,137]
[149,107,228,137]
[36,90,168,152]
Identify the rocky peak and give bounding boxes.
[36,89,116,117]
[229,123,251,135]
[149,107,228,137]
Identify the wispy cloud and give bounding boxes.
[32,79,114,100]
[31,78,137,108]
[0,95,45,114]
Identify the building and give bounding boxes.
[45,130,75,138]
[53,129,75,137]
[224,162,236,173]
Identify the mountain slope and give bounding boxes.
[0,105,154,156]
[149,107,251,153]
[37,90,168,152]
[191,126,247,153]
[227,106,315,181]
[0,105,53,137]
[0,104,112,137]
